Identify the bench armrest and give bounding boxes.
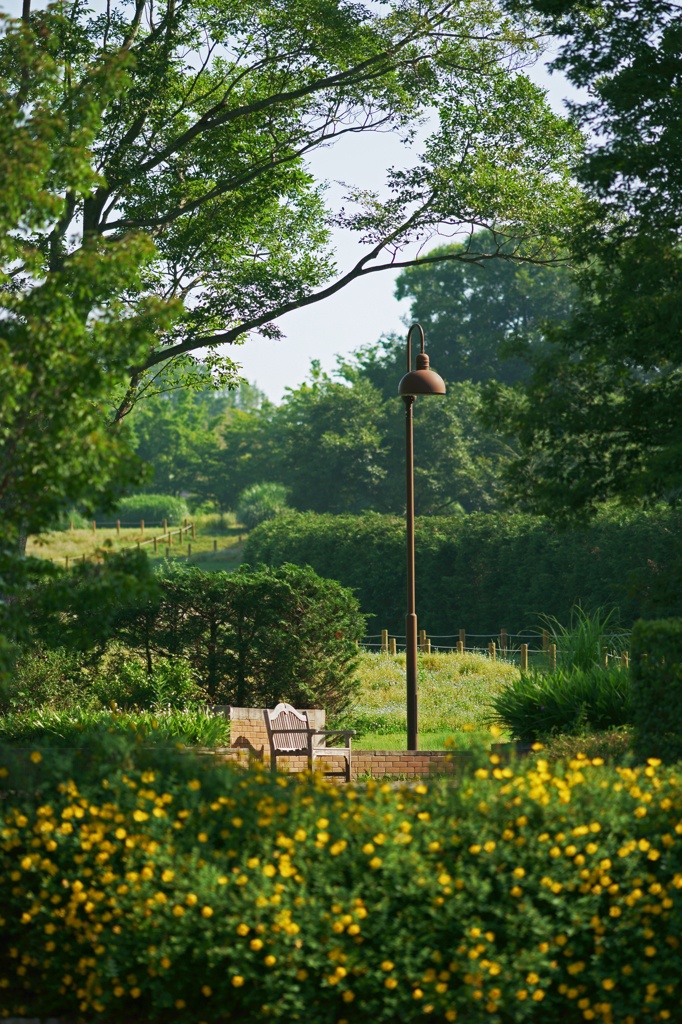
[313,729,357,737]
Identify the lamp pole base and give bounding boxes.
[406,612,418,750]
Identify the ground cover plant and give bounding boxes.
[2,738,682,1022]
[0,707,229,749]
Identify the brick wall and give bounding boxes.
[203,706,471,779]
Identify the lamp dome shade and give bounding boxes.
[398,368,446,396]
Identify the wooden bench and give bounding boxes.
[264,703,356,783]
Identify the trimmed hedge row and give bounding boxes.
[244,507,682,634]
[2,737,682,1022]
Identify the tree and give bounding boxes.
[481,0,682,521]
[356,232,577,393]
[13,0,581,424]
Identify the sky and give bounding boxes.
[2,0,586,401]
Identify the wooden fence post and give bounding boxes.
[154,536,157,552]
[116,520,120,535]
[168,530,172,547]
[500,628,507,656]
[65,555,69,570]
[602,645,608,669]
[521,643,528,671]
[457,641,464,655]
[621,651,629,669]
[92,520,96,534]
[141,520,144,534]
[137,540,141,552]
[459,629,465,651]
[488,641,496,661]
[425,639,431,654]
[163,518,167,533]
[166,546,170,559]
[213,539,217,552]
[192,522,196,540]
[542,629,549,652]
[381,629,388,653]
[419,629,426,653]
[550,643,556,670]
[187,543,191,559]
[389,637,396,655]
[184,517,188,528]
[70,520,73,532]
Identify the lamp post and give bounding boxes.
[398,323,446,751]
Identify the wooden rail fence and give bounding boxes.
[54,521,196,570]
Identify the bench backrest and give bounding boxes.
[264,703,311,753]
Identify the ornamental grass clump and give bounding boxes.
[1,736,682,1023]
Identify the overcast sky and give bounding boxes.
[3,2,585,400]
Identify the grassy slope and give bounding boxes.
[26,516,248,571]
[348,650,517,749]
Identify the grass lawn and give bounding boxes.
[26,516,248,571]
[345,650,518,749]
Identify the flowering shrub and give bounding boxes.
[1,736,682,1023]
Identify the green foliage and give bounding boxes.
[113,564,364,712]
[487,667,633,743]
[483,2,682,520]
[113,494,190,526]
[358,231,576,393]
[236,482,290,530]
[245,506,682,634]
[540,605,626,672]
[0,706,228,748]
[2,748,682,1021]
[631,617,682,764]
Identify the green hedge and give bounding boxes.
[2,739,682,1022]
[632,618,682,763]
[113,493,190,525]
[245,507,682,634]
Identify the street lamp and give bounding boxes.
[398,323,446,751]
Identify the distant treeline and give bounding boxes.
[244,506,682,635]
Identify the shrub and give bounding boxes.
[631,617,682,763]
[541,605,626,671]
[115,563,365,711]
[237,482,289,530]
[92,657,205,711]
[2,741,682,1022]
[113,493,190,525]
[0,705,229,748]
[487,666,633,742]
[245,506,682,634]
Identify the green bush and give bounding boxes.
[113,493,190,526]
[237,482,290,530]
[245,507,682,633]
[2,741,682,1022]
[0,706,229,748]
[115,563,365,712]
[487,666,633,743]
[631,617,682,763]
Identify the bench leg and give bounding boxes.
[345,751,351,784]
[271,752,277,774]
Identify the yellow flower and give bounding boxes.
[175,999,186,1009]
[161,957,171,969]
[342,990,355,1002]
[385,977,398,989]
[237,923,250,936]
[483,841,496,853]
[602,979,615,990]
[609,906,622,917]
[188,780,201,790]
[30,751,42,763]
[264,955,277,967]
[202,985,212,997]
[263,864,276,877]
[161,869,174,882]
[232,975,244,987]
[513,867,525,878]
[247,857,260,868]
[510,886,522,897]
[186,893,198,906]
[369,857,382,869]
[532,990,545,1001]
[526,973,539,985]
[113,986,124,997]
[232,817,243,827]
[296,969,308,980]
[362,843,375,854]
[516,990,528,1000]
[381,961,394,971]
[645,946,657,957]
[201,906,213,918]
[198,832,208,843]
[172,905,184,917]
[250,938,264,951]
[413,988,424,999]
